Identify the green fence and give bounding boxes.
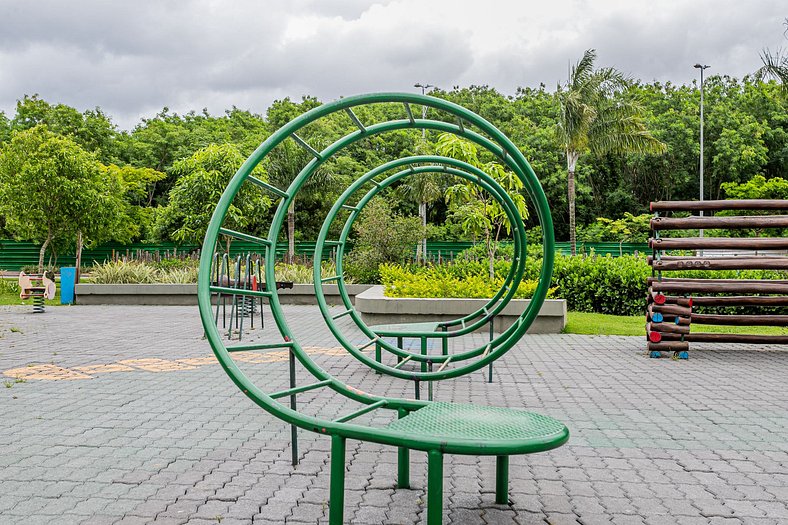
[0,239,648,272]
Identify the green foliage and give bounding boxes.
[156,144,271,246]
[274,261,351,284]
[0,125,130,270]
[0,277,20,295]
[90,260,160,284]
[89,259,199,284]
[380,263,552,300]
[721,174,788,199]
[556,49,666,251]
[550,254,650,316]
[578,213,652,242]
[343,198,424,283]
[437,132,528,278]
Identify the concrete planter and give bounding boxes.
[74,283,372,306]
[355,286,566,334]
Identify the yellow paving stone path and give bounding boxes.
[2,346,351,381]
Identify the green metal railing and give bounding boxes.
[0,239,647,271]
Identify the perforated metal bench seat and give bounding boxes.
[386,402,569,455]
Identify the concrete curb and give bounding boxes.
[355,285,566,333]
[74,283,373,305]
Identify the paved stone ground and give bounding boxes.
[1,304,787,525]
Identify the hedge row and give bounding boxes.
[383,253,788,317]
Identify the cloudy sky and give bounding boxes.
[1,0,785,129]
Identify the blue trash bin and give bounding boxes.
[60,267,76,305]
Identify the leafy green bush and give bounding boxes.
[344,198,424,283]
[380,263,553,299]
[550,254,650,316]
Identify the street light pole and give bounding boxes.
[414,83,434,139]
[694,64,710,240]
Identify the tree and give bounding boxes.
[157,144,271,252]
[436,133,528,279]
[556,49,666,254]
[265,139,335,263]
[344,197,423,283]
[0,125,127,271]
[11,95,120,163]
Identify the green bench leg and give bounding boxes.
[374,342,381,374]
[420,337,427,373]
[397,409,410,489]
[427,450,444,525]
[329,435,346,525]
[495,455,509,504]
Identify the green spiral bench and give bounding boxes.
[197,92,569,524]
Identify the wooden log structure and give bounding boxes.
[647,341,689,353]
[647,291,692,307]
[646,198,788,357]
[648,256,788,271]
[651,332,788,344]
[650,199,788,212]
[651,214,788,230]
[648,278,788,295]
[646,322,690,334]
[688,295,788,307]
[650,237,788,250]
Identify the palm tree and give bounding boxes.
[756,19,788,92]
[557,49,666,254]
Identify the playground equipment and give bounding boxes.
[211,253,294,340]
[197,93,567,524]
[646,199,788,358]
[18,271,56,313]
[315,154,530,397]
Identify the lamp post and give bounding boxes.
[414,83,434,139]
[694,64,710,240]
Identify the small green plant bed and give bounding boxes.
[86,259,346,285]
[380,263,553,299]
[564,311,788,336]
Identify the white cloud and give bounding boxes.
[0,0,783,128]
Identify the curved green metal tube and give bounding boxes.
[197,93,556,449]
[312,158,527,370]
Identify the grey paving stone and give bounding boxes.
[1,305,787,525]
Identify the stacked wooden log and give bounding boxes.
[647,199,788,358]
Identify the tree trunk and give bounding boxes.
[75,230,83,284]
[38,234,51,273]
[287,200,296,264]
[419,201,427,264]
[566,151,579,256]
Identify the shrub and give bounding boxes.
[90,260,160,284]
[380,264,554,300]
[550,254,650,316]
[344,198,424,283]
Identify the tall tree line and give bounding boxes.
[1,75,786,253]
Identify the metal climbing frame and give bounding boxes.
[197,93,566,525]
[313,155,528,388]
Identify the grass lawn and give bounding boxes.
[0,289,62,307]
[565,311,788,336]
